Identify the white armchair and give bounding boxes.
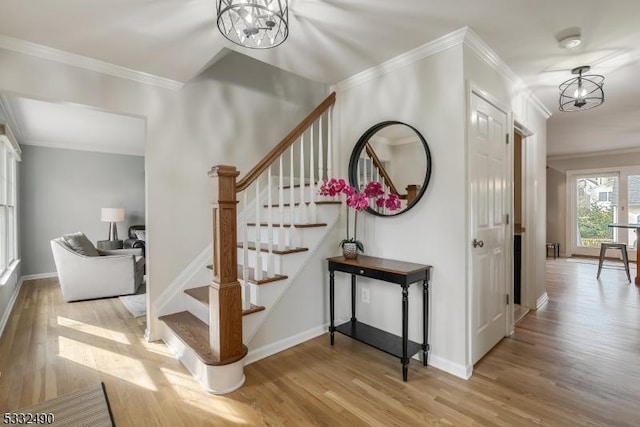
[51,236,145,302]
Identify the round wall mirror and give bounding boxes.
[348,121,432,216]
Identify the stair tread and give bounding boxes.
[237,242,309,254]
[263,201,342,207]
[159,311,248,366]
[246,222,327,228]
[282,182,316,189]
[203,265,288,285]
[184,286,266,316]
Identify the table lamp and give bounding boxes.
[101,208,125,241]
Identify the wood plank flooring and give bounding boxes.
[1,259,639,426]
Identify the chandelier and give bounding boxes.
[559,66,605,112]
[216,0,289,49]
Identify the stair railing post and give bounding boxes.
[208,165,244,362]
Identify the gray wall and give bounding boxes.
[20,145,145,275]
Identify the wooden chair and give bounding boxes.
[597,242,631,282]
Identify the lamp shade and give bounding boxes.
[101,208,125,222]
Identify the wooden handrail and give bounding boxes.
[236,92,336,193]
[364,143,401,196]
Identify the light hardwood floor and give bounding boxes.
[1,260,639,426]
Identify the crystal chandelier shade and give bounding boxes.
[217,0,289,49]
[559,66,605,112]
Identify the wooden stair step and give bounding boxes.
[184,286,266,316]
[282,182,316,189]
[159,311,248,366]
[237,242,309,255]
[263,201,342,207]
[204,265,288,285]
[246,222,327,228]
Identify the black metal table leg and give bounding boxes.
[351,274,356,322]
[330,270,335,345]
[402,285,409,381]
[422,279,429,366]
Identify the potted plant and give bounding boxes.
[319,178,401,259]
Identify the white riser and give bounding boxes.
[161,323,245,394]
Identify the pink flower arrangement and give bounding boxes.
[319,178,403,253]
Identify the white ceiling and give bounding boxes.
[0,0,639,157]
[0,95,145,156]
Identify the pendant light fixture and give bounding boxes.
[559,66,605,112]
[217,0,289,49]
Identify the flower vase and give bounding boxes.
[342,242,359,259]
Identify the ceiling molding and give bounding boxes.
[335,27,468,92]
[547,147,640,162]
[462,28,552,119]
[0,34,184,91]
[0,95,25,141]
[20,139,144,157]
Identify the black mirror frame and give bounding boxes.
[348,121,432,217]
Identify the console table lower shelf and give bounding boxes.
[334,321,422,360]
[328,255,432,381]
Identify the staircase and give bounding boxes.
[158,93,338,394]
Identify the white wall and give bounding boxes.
[335,45,469,376]
[19,145,145,275]
[331,34,549,378]
[0,48,327,338]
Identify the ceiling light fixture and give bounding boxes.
[216,0,289,49]
[559,66,605,112]
[558,34,581,49]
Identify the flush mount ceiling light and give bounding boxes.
[558,34,581,49]
[217,0,289,49]
[559,65,605,112]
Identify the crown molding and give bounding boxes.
[547,147,640,162]
[20,139,143,157]
[0,34,184,91]
[462,28,552,119]
[335,27,468,92]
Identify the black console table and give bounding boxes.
[327,255,432,381]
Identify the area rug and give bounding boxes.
[13,383,115,427]
[119,283,146,318]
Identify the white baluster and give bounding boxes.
[267,167,274,277]
[299,133,308,224]
[289,146,296,247]
[318,115,324,186]
[309,122,317,223]
[327,106,333,181]
[242,191,251,310]
[278,155,285,251]
[254,179,263,281]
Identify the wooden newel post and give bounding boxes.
[208,165,245,363]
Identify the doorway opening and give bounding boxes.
[513,124,534,325]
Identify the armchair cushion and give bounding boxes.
[62,232,99,257]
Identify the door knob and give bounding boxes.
[472,238,484,248]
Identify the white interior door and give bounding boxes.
[469,92,509,365]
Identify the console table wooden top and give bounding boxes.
[327,255,432,276]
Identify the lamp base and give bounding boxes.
[108,222,119,241]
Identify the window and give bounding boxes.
[0,130,19,278]
[598,191,613,202]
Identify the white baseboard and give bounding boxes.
[245,323,328,366]
[0,276,25,339]
[536,292,549,310]
[21,272,58,281]
[428,353,473,379]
